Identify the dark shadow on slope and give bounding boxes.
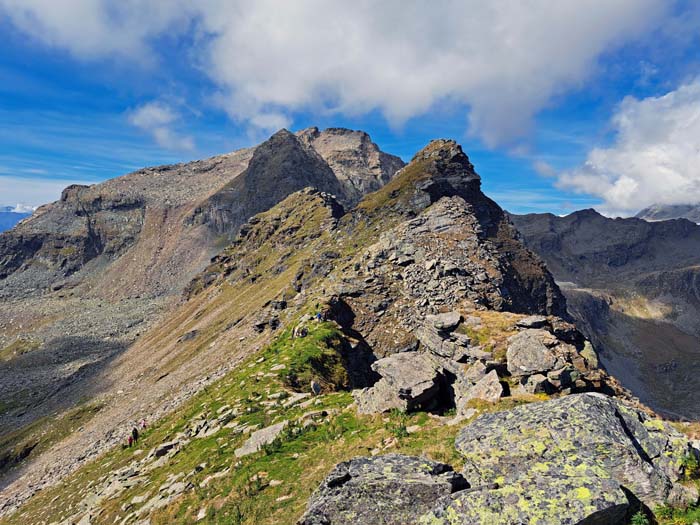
[326,297,380,388]
[0,336,126,489]
[565,288,700,421]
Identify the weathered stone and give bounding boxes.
[151,441,177,458]
[421,476,629,525]
[464,361,487,383]
[354,353,443,414]
[415,326,463,360]
[234,420,288,458]
[426,311,462,331]
[299,454,468,525]
[464,370,502,404]
[515,315,548,329]
[580,341,599,368]
[518,373,552,394]
[506,330,557,377]
[454,393,696,508]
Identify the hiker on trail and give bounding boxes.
[315,312,323,321]
[132,427,139,443]
[128,436,133,448]
[140,418,147,430]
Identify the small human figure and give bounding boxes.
[128,435,133,447]
[140,418,147,430]
[132,427,139,444]
[315,312,322,321]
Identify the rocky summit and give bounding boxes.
[0,132,699,525]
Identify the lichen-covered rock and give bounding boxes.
[506,329,558,377]
[299,454,468,525]
[353,352,444,413]
[454,393,696,508]
[420,476,629,525]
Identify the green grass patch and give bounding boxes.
[0,339,40,362]
[270,322,349,393]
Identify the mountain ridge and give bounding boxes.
[0,134,696,525]
[511,208,700,418]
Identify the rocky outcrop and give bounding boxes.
[299,454,468,525]
[353,353,446,414]
[307,394,698,525]
[234,420,288,458]
[453,394,698,511]
[190,130,350,238]
[296,127,405,205]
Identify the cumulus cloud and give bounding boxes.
[0,0,672,145]
[0,0,191,60]
[557,79,700,215]
[128,102,195,151]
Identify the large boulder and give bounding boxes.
[426,311,462,331]
[506,329,558,377]
[421,476,629,525]
[462,370,503,405]
[353,352,444,413]
[454,393,697,509]
[298,454,468,525]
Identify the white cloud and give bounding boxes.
[128,102,195,151]
[0,0,674,146]
[10,203,37,213]
[0,0,191,60]
[557,79,700,215]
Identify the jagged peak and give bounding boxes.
[411,139,479,181]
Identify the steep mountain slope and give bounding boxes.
[296,126,405,203]
[0,138,658,525]
[0,128,402,443]
[511,209,700,418]
[637,203,700,223]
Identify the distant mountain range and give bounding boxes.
[511,209,700,419]
[636,203,700,223]
[0,207,32,232]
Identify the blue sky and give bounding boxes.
[1,1,699,216]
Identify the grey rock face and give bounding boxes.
[192,130,349,238]
[296,127,405,205]
[511,208,700,419]
[298,454,468,525]
[462,369,502,404]
[426,311,462,331]
[506,329,558,377]
[515,315,549,329]
[636,203,700,223]
[421,476,629,525]
[305,394,696,525]
[454,393,696,509]
[353,353,444,414]
[234,420,288,458]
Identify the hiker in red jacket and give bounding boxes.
[128,436,133,447]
